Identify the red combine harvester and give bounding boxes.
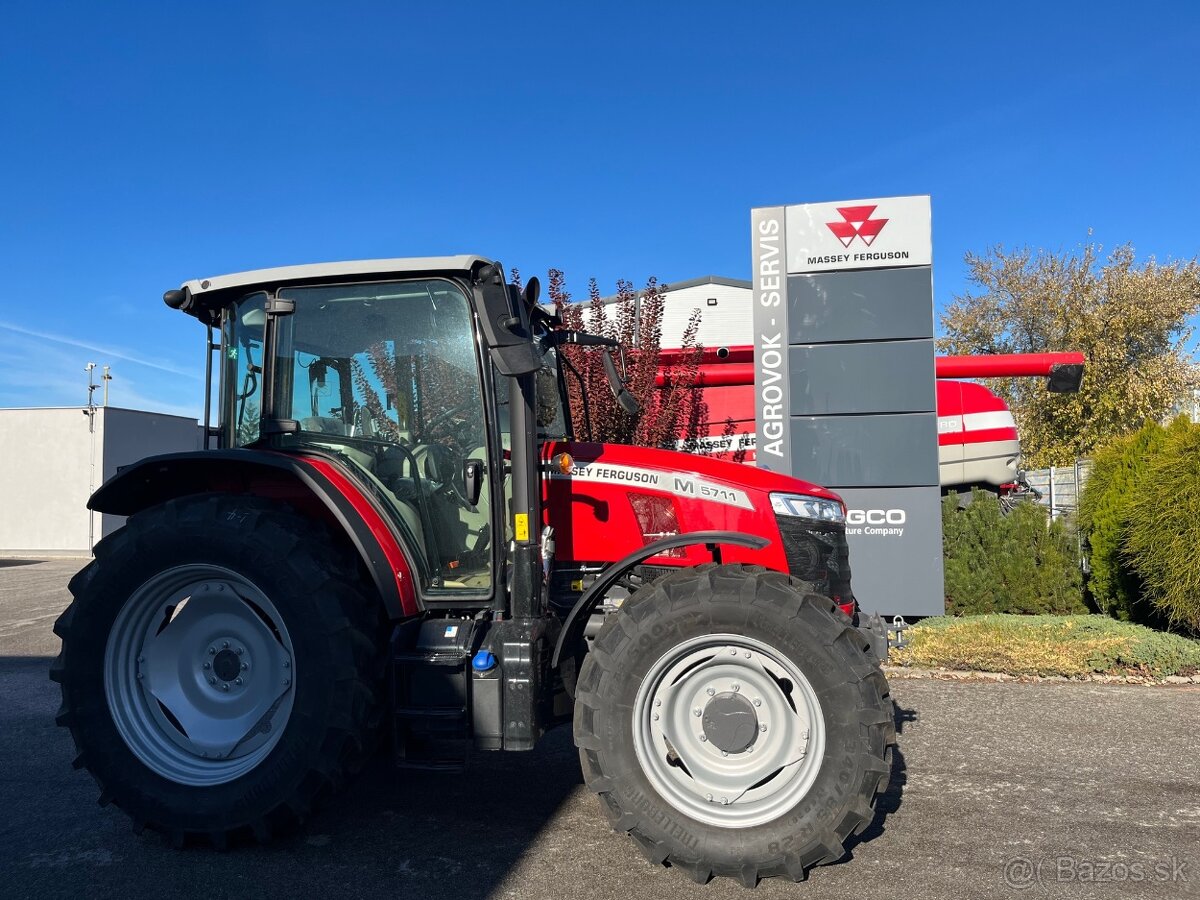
[661,347,1084,495]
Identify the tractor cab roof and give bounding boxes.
[169,255,494,322]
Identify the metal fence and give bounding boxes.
[1024,459,1093,520]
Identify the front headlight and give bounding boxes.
[770,492,845,524]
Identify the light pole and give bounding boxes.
[84,363,98,552]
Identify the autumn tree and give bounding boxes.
[938,241,1200,467]
[545,270,709,450]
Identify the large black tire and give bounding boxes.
[573,564,894,887]
[51,494,385,847]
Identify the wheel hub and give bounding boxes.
[212,647,242,682]
[702,692,759,753]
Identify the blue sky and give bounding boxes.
[2,2,1198,418]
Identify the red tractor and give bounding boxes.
[52,257,893,887]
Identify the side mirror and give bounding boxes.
[471,262,542,376]
[464,458,485,507]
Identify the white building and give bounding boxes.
[0,407,202,556]
[601,276,754,349]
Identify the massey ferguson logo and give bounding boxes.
[826,205,889,247]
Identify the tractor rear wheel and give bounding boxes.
[51,494,384,846]
[573,564,894,887]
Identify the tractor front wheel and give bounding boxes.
[573,564,894,887]
[52,495,383,846]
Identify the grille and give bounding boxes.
[776,517,853,601]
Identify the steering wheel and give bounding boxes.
[415,443,476,511]
[421,397,477,441]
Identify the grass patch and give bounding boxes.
[891,614,1200,678]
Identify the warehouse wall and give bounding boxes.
[659,282,753,348]
[100,408,203,539]
[0,407,200,556]
[0,408,97,555]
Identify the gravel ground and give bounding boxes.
[2,558,1198,899]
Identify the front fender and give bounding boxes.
[550,530,769,671]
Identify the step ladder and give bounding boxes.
[390,643,471,773]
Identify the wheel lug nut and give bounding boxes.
[705,794,713,802]
[729,648,737,655]
[753,698,762,707]
[705,687,715,696]
[137,656,144,664]
[284,678,291,686]
[208,647,216,655]
[241,663,249,671]
[236,647,244,655]
[208,677,216,685]
[721,797,729,806]
[744,651,751,659]
[222,641,230,649]
[654,699,661,708]
[652,713,659,721]
[203,662,211,670]
[760,723,768,733]
[221,683,230,691]
[693,707,702,717]
[721,750,728,757]
[731,683,740,692]
[283,660,290,669]
[235,677,243,686]
[698,734,707,742]
[136,672,143,680]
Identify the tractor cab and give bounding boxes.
[223,276,500,593]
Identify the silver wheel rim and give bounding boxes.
[632,633,825,828]
[103,565,295,787]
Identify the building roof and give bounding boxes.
[182,255,492,297]
[663,274,751,292]
[598,274,750,304]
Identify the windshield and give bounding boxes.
[224,278,493,594]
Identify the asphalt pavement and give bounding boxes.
[2,558,1197,899]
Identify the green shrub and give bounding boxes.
[1077,419,1185,621]
[893,614,1200,677]
[942,490,1085,615]
[1125,421,1200,633]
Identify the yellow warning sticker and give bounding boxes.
[514,513,530,542]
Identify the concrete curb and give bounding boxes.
[881,664,1200,686]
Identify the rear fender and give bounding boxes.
[88,450,418,618]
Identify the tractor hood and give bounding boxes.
[544,439,849,583]
[551,440,844,507]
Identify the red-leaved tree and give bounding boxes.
[542,269,712,451]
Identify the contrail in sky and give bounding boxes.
[0,320,200,379]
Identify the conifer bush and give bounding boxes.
[942,490,1085,615]
[1125,421,1200,633]
[1077,421,1175,621]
